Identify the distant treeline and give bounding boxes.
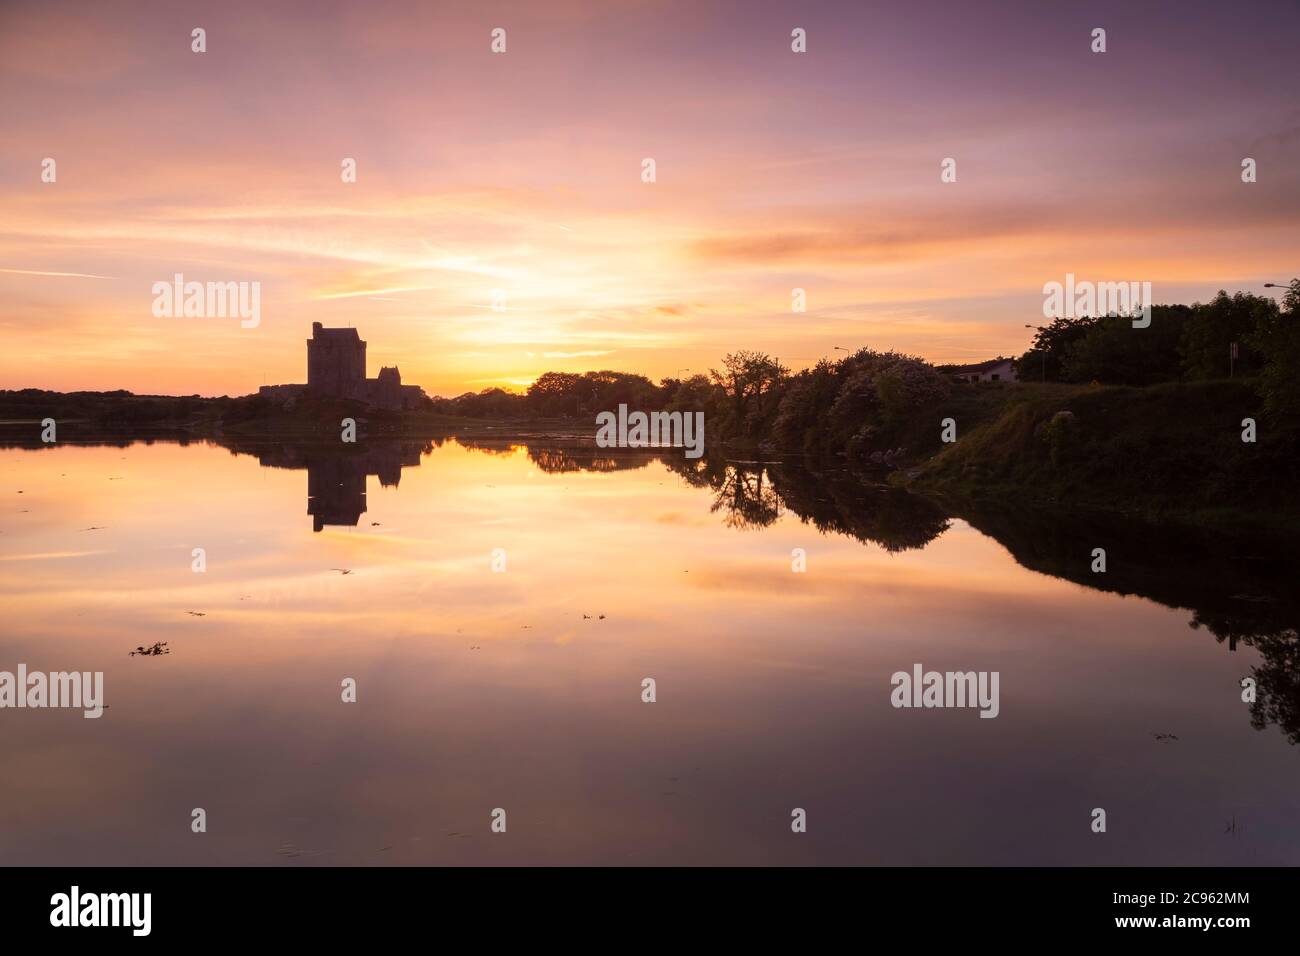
[0,388,270,427]
[433,349,951,461]
[433,282,1300,461]
[1012,286,1299,413]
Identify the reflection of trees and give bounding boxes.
[451,437,522,457]
[960,502,1300,749]
[1,436,148,451]
[657,456,949,550]
[526,445,653,474]
[659,453,1300,747]
[1191,607,1300,749]
[766,464,950,552]
[710,466,782,530]
[662,455,729,489]
[1243,630,1300,746]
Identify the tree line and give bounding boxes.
[1014,283,1300,417]
[431,280,1300,456]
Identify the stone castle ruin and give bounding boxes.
[259,322,426,410]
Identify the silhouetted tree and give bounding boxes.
[1250,278,1300,424]
[1180,291,1274,380]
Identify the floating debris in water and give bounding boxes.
[130,642,169,657]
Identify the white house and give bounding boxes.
[950,357,1018,383]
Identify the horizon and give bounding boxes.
[0,283,1266,402]
[3,0,1298,396]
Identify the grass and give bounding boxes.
[899,378,1300,530]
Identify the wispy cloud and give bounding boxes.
[1,268,116,280]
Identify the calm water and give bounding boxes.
[2,436,1298,865]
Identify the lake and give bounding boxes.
[2,435,1298,865]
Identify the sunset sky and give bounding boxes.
[1,0,1297,398]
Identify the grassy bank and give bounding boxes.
[899,378,1300,531]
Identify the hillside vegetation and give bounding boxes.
[903,378,1300,528]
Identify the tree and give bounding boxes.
[1249,278,1300,422]
[1179,291,1274,380]
[709,350,788,437]
[1058,306,1190,385]
[816,349,949,460]
[526,372,584,415]
[1014,316,1099,381]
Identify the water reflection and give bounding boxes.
[3,431,1300,864]
[220,438,434,532]
[952,504,1300,748]
[198,435,1300,748]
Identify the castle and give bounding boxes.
[259,322,427,410]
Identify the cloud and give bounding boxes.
[0,268,116,280]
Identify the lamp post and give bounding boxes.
[1264,279,1298,303]
[1024,324,1046,382]
[1263,279,1298,303]
[1264,279,1298,312]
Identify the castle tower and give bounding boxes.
[307,321,366,398]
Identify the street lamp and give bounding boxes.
[1024,325,1046,382]
[1264,280,1297,311]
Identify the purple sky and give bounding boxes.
[1,0,1297,395]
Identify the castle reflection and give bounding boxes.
[234,439,432,531]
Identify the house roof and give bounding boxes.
[950,356,1013,374]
